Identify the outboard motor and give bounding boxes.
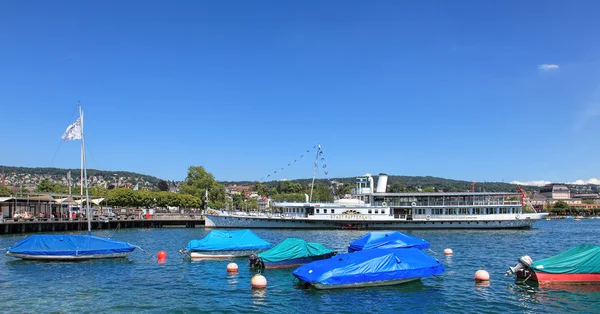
[249,254,263,269]
[506,255,534,276]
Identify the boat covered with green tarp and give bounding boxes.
[249,238,336,269]
[532,245,600,274]
[507,245,600,284]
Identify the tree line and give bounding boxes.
[1,165,163,186]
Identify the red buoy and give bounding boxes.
[157,250,167,259]
[227,262,239,273]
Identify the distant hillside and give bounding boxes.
[1,165,163,186]
[222,174,533,193]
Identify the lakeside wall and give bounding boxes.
[0,214,205,235]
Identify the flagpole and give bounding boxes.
[309,143,320,203]
[68,171,73,221]
[79,104,92,234]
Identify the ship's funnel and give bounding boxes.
[376,173,388,193]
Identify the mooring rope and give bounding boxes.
[135,245,154,258]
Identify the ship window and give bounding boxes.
[368,209,372,214]
[324,209,327,214]
[331,209,335,214]
[375,209,379,214]
[316,209,320,214]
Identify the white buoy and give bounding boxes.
[474,269,490,282]
[251,274,267,289]
[226,262,239,273]
[443,248,453,256]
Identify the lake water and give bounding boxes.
[1,220,599,313]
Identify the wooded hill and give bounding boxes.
[1,165,162,186]
[222,175,532,193]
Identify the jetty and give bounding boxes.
[0,214,205,235]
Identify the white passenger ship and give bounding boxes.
[205,174,548,229]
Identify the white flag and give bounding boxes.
[133,183,139,191]
[62,117,82,140]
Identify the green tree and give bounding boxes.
[422,186,435,192]
[554,200,569,210]
[254,182,269,196]
[232,194,244,209]
[180,166,227,210]
[276,181,304,194]
[88,186,108,197]
[246,198,258,211]
[0,185,11,197]
[157,180,169,191]
[35,179,67,193]
[388,183,406,193]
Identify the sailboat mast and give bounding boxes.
[79,104,92,234]
[309,143,320,202]
[68,171,73,221]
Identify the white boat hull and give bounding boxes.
[188,249,265,259]
[5,251,131,261]
[205,213,547,229]
[310,277,421,289]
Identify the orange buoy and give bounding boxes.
[474,269,490,282]
[226,262,239,273]
[251,274,267,289]
[443,248,453,256]
[157,251,167,259]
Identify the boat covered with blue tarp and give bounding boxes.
[348,231,430,252]
[6,234,136,260]
[250,238,336,269]
[184,229,271,258]
[293,248,444,289]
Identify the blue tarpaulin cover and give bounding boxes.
[258,238,334,263]
[293,248,444,286]
[532,245,600,274]
[185,230,271,252]
[348,231,430,252]
[7,234,136,256]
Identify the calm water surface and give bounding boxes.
[1,220,599,313]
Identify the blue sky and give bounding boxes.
[1,1,599,184]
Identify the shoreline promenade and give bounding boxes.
[0,213,205,235]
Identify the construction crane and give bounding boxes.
[517,185,537,213]
[516,185,526,207]
[472,181,477,192]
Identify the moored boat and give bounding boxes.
[348,231,430,252]
[506,245,600,284]
[206,171,548,229]
[249,238,335,269]
[293,248,444,289]
[6,235,136,260]
[182,229,271,259]
[5,104,136,261]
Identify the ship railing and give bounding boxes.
[413,214,479,220]
[374,201,522,207]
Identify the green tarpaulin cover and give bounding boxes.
[258,238,334,263]
[533,245,600,274]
